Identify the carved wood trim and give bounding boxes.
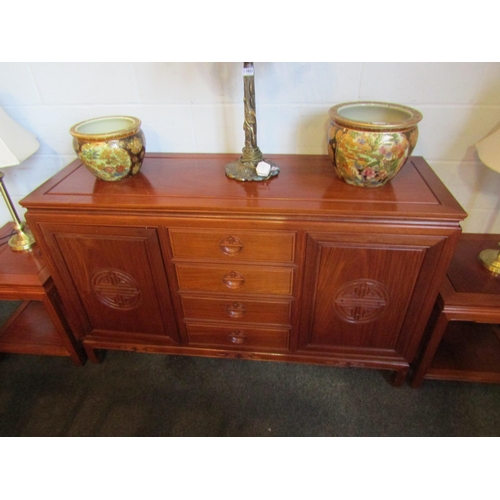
[91,269,141,310]
[333,279,389,323]
[225,302,247,318]
[222,271,245,289]
[219,235,244,256]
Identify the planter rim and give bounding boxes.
[329,101,423,131]
[70,116,141,141]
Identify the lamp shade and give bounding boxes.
[475,126,500,274]
[0,107,39,168]
[476,128,500,174]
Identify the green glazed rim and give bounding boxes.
[329,101,423,131]
[70,116,142,141]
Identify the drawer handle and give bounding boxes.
[219,236,244,256]
[228,330,247,344]
[226,302,247,318]
[222,271,245,289]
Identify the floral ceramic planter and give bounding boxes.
[327,102,422,188]
[70,116,145,182]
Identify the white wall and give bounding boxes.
[1,62,499,232]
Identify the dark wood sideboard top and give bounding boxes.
[21,153,467,223]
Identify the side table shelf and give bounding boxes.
[411,233,500,386]
[0,300,74,357]
[0,223,86,365]
[427,321,500,383]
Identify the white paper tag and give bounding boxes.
[256,161,271,177]
[243,67,254,76]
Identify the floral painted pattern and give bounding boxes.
[126,136,144,155]
[80,143,132,181]
[328,125,416,188]
[75,130,146,182]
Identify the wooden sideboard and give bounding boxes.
[21,154,467,385]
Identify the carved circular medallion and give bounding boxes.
[333,279,389,323]
[91,269,141,310]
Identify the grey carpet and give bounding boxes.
[1,301,499,436]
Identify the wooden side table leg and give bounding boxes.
[392,366,409,387]
[411,312,450,388]
[42,289,86,366]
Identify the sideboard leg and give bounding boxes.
[84,343,103,363]
[391,367,409,387]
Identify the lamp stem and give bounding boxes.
[241,62,264,164]
[224,62,280,181]
[0,171,35,251]
[0,172,23,228]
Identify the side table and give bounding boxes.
[411,233,500,387]
[0,222,86,365]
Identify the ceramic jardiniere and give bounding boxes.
[70,116,145,182]
[327,101,422,188]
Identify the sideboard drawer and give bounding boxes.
[186,323,290,350]
[181,295,292,325]
[169,228,295,263]
[175,263,294,296]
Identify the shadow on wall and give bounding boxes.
[298,112,330,155]
[199,63,242,104]
[202,62,243,154]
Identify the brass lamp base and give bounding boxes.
[479,247,500,275]
[225,158,280,182]
[9,224,35,251]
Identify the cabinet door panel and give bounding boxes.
[41,225,178,343]
[300,233,431,352]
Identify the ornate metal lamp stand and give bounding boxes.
[225,62,280,182]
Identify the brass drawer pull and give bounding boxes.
[226,302,247,318]
[228,330,246,344]
[219,236,244,256]
[222,271,245,289]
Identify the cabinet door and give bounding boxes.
[299,232,446,360]
[39,225,179,344]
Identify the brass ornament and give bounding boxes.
[479,243,500,275]
[0,171,35,251]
